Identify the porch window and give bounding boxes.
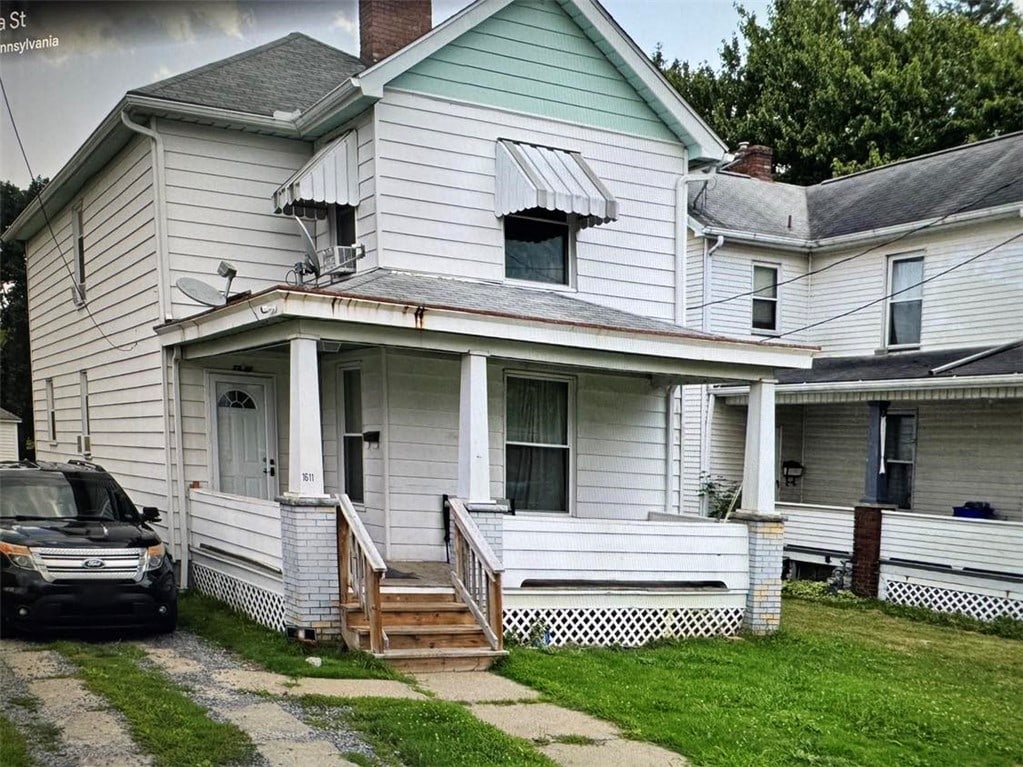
[887,256,923,347]
[506,376,570,512]
[884,413,916,509]
[505,209,570,285]
[340,368,364,504]
[752,264,779,332]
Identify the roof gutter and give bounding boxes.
[714,373,1023,398]
[690,203,1023,254]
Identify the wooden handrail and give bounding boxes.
[446,497,504,650]
[335,494,386,653]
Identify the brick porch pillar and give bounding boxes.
[732,510,785,634]
[852,504,890,598]
[280,497,341,640]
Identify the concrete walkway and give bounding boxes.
[415,672,689,767]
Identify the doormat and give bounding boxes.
[385,567,418,580]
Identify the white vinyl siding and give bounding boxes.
[703,244,809,340]
[374,89,686,320]
[808,218,1023,355]
[160,118,378,316]
[708,397,746,491]
[0,421,18,462]
[26,135,166,509]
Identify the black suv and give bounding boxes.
[0,460,177,635]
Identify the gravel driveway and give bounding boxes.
[0,630,385,767]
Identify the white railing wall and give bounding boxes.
[778,502,855,565]
[879,511,1023,621]
[501,515,749,645]
[189,489,283,572]
[188,489,285,630]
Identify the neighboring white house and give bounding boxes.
[0,408,20,461]
[681,135,1023,588]
[3,0,814,659]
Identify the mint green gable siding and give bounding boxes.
[388,0,676,142]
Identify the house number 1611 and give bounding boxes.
[302,472,316,482]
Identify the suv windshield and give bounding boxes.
[0,472,139,523]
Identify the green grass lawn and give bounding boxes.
[498,599,1023,767]
[0,714,32,767]
[178,591,399,679]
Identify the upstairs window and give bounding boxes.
[495,139,617,287]
[335,205,356,247]
[887,255,923,347]
[752,264,779,332]
[71,204,85,305]
[45,378,56,442]
[505,209,570,285]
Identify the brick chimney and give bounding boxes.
[728,142,773,182]
[360,0,432,65]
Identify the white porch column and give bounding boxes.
[457,352,491,503]
[287,335,326,497]
[742,378,776,514]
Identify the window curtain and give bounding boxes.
[506,378,568,511]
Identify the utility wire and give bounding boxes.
[693,175,1020,312]
[766,230,1023,341]
[1,76,136,352]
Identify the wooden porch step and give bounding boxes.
[374,648,508,673]
[345,602,480,628]
[352,624,489,651]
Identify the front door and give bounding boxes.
[212,376,276,499]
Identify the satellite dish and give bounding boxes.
[177,277,226,307]
[291,215,321,280]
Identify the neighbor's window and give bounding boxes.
[340,368,364,504]
[505,376,570,512]
[505,208,570,285]
[80,371,90,437]
[45,378,56,442]
[884,413,916,509]
[752,264,779,332]
[72,203,86,305]
[887,256,923,347]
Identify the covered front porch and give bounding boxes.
[157,273,812,660]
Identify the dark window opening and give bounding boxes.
[505,209,569,285]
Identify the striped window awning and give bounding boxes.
[273,132,358,218]
[495,139,618,228]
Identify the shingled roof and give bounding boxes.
[131,33,364,117]
[690,132,1023,242]
[324,269,750,344]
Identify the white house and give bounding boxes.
[682,136,1023,622]
[4,0,815,666]
[0,408,20,461]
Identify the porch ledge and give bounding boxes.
[730,510,785,523]
[275,495,339,507]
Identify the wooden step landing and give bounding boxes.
[373,648,507,673]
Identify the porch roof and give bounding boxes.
[156,269,815,379]
[774,343,1023,384]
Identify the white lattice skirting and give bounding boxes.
[190,562,287,631]
[883,578,1023,622]
[504,607,744,647]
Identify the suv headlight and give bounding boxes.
[0,541,38,571]
[144,543,166,571]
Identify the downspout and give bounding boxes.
[121,112,182,580]
[381,348,392,559]
[674,149,689,326]
[119,112,170,321]
[172,347,191,588]
[664,384,680,514]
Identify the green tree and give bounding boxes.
[659,0,1023,184]
[1,178,46,458]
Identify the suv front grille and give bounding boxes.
[31,547,144,582]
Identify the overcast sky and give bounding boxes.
[0,0,771,188]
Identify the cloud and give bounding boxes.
[151,64,176,82]
[332,12,357,35]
